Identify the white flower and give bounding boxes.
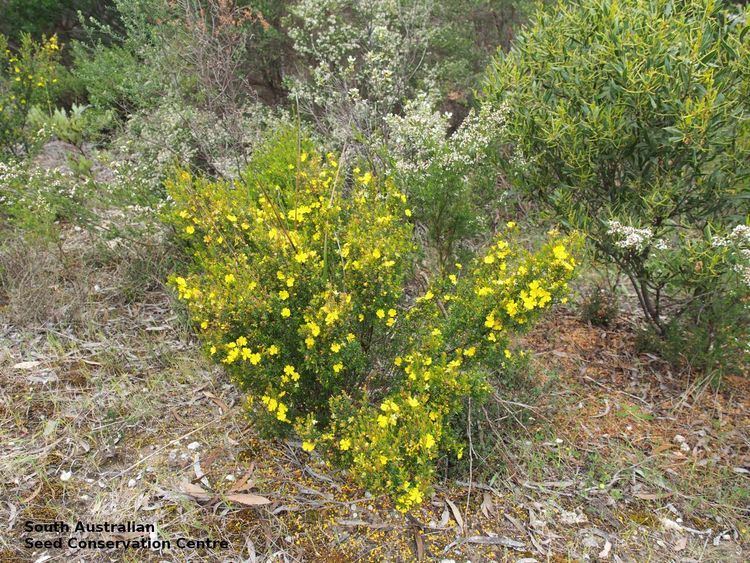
[607,221,656,251]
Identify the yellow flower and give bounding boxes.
[330,342,341,353]
[505,300,518,317]
[485,312,495,328]
[185,225,195,234]
[377,415,390,428]
[339,438,351,451]
[308,322,321,336]
[268,344,279,355]
[302,441,315,452]
[224,273,235,284]
[406,396,419,408]
[504,349,512,359]
[333,362,343,373]
[422,434,436,449]
[388,308,397,317]
[279,290,289,300]
[284,365,300,381]
[405,208,412,217]
[376,309,385,319]
[286,277,295,287]
[281,307,291,318]
[463,346,476,357]
[372,248,381,259]
[305,336,315,348]
[553,244,568,260]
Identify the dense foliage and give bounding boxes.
[166,131,579,508]
[486,0,750,371]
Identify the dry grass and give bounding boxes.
[0,224,747,562]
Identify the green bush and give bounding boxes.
[0,33,63,156]
[486,0,750,372]
[166,130,579,510]
[27,103,114,149]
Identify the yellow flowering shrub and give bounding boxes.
[0,33,61,155]
[309,227,580,511]
[167,129,579,510]
[166,129,415,434]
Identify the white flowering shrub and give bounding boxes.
[382,93,508,268]
[286,0,436,144]
[0,160,93,239]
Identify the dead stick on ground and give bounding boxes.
[583,374,650,406]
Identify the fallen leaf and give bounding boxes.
[225,493,271,506]
[445,498,464,531]
[181,482,212,501]
[674,536,687,551]
[203,391,229,413]
[598,539,612,559]
[229,464,256,493]
[633,491,672,500]
[480,492,494,518]
[436,506,450,528]
[13,361,41,370]
[413,528,425,560]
